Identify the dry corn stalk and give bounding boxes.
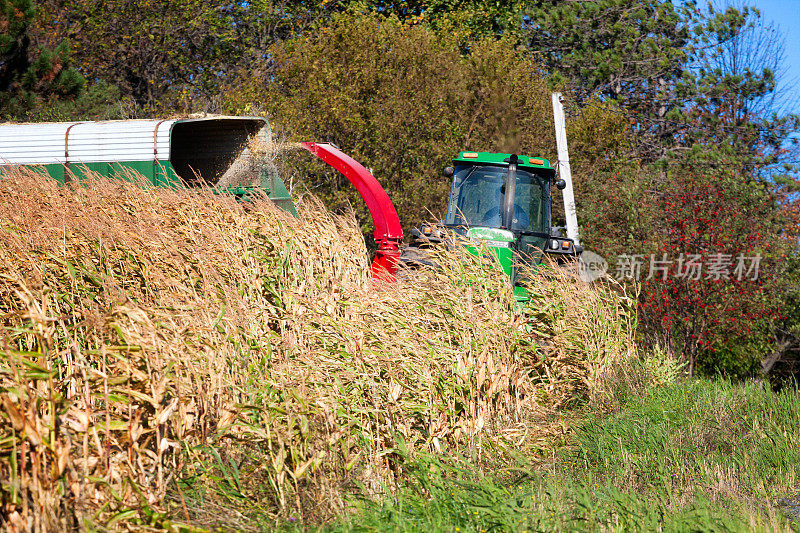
[0,168,635,530]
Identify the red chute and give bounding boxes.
[300,142,403,282]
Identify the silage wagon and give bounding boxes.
[0,116,296,215]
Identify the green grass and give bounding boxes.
[327,378,800,532]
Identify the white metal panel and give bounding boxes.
[551,93,580,246]
[0,122,73,165]
[66,120,175,163]
[154,120,171,159]
[0,117,267,166]
[0,120,178,165]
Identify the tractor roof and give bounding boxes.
[453,151,554,171]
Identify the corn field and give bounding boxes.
[0,169,637,531]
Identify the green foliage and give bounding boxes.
[227,11,625,234]
[526,0,798,165]
[0,0,120,120]
[35,0,348,109]
[35,0,236,109]
[780,252,800,339]
[20,80,125,121]
[31,0,528,110]
[349,0,526,42]
[696,331,767,378]
[1,39,82,115]
[527,0,689,103]
[0,0,36,83]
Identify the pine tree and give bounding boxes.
[1,0,118,121]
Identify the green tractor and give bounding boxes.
[401,151,582,300]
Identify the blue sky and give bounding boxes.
[756,0,800,115]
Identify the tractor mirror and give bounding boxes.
[555,179,567,190]
[443,166,454,178]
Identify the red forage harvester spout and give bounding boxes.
[300,142,403,283]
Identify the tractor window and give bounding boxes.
[445,165,546,233]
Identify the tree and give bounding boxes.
[34,0,349,110]
[526,1,689,118]
[0,0,116,120]
[0,0,35,95]
[349,0,526,42]
[525,0,798,164]
[642,162,779,375]
[32,0,236,109]
[226,11,626,234]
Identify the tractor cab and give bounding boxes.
[404,151,580,298]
